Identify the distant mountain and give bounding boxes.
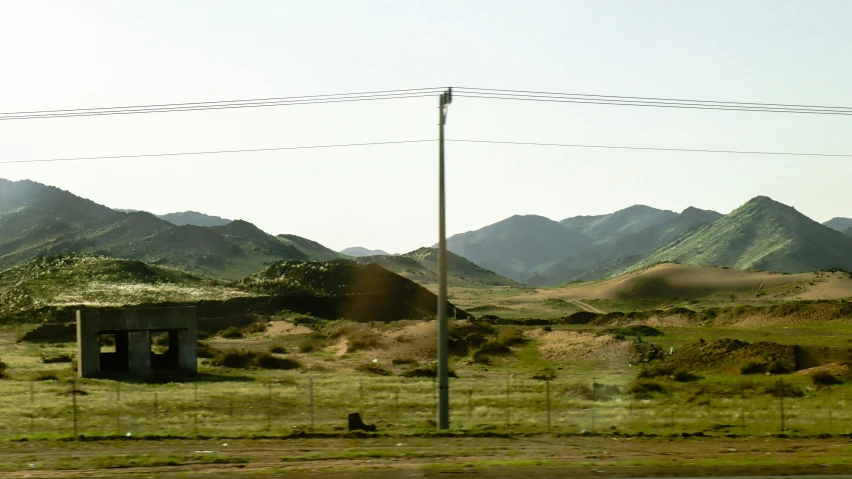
[560,205,678,244]
[278,234,342,262]
[528,207,723,285]
[611,196,852,275]
[158,211,231,227]
[446,214,593,281]
[355,247,518,287]
[0,180,311,279]
[824,217,852,232]
[844,227,852,238]
[341,246,390,257]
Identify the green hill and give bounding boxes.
[612,196,852,275]
[236,259,469,320]
[0,180,317,279]
[0,254,250,323]
[158,211,231,227]
[528,207,723,285]
[824,217,852,232]
[445,214,593,281]
[560,205,678,244]
[277,234,342,262]
[355,247,519,287]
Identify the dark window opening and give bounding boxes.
[150,330,180,369]
[100,332,129,371]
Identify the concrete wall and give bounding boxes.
[76,307,197,378]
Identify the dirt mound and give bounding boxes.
[526,329,635,363]
[668,338,795,373]
[796,362,851,379]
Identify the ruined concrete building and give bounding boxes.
[76,307,197,378]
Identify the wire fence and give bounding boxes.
[0,376,847,439]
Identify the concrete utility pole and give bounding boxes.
[437,87,452,430]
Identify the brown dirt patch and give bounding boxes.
[526,329,634,362]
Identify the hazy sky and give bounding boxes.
[1,1,851,253]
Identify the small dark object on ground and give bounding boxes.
[392,357,418,366]
[402,367,458,378]
[355,363,391,376]
[255,352,301,370]
[348,412,377,432]
[42,354,73,364]
[35,371,59,381]
[269,345,287,354]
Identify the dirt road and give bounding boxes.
[3,435,852,478]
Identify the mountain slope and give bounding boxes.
[355,247,519,287]
[446,214,593,281]
[613,196,852,275]
[527,207,724,285]
[341,246,390,257]
[158,211,231,227]
[824,217,852,232]
[0,180,309,279]
[277,234,342,261]
[560,205,678,244]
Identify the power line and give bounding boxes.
[453,92,852,116]
[1,138,848,166]
[447,139,852,158]
[455,87,852,111]
[0,91,443,121]
[0,139,437,164]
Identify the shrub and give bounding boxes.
[496,328,526,347]
[0,359,7,372]
[628,379,666,398]
[400,365,458,378]
[531,368,556,380]
[638,363,676,379]
[346,330,382,353]
[740,360,791,375]
[812,371,843,386]
[255,353,301,370]
[35,371,59,381]
[355,363,392,376]
[269,345,288,354]
[298,335,324,353]
[392,357,418,366]
[42,354,73,364]
[764,381,804,398]
[196,341,217,358]
[471,350,492,364]
[242,322,268,334]
[219,327,243,339]
[672,370,701,382]
[212,349,255,368]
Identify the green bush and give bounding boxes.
[402,366,458,378]
[347,329,382,353]
[196,341,217,358]
[764,381,804,398]
[812,371,843,386]
[34,371,59,381]
[255,353,301,370]
[496,327,526,347]
[242,322,268,334]
[628,379,666,398]
[218,327,243,339]
[672,370,701,382]
[298,335,324,353]
[0,359,7,372]
[269,345,288,354]
[212,349,255,368]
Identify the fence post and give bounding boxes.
[30,381,34,437]
[153,393,158,435]
[395,386,400,422]
[546,379,551,434]
[779,377,785,433]
[505,375,511,429]
[193,383,198,435]
[467,388,473,421]
[71,379,78,439]
[267,383,272,432]
[116,382,121,435]
[310,378,315,433]
[828,387,833,434]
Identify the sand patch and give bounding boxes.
[266,321,312,336]
[526,329,633,363]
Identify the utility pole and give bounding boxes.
[437,87,452,430]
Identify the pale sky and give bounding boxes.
[1,1,851,253]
